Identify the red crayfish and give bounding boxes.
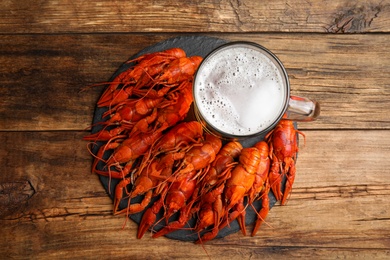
[266,120,305,205]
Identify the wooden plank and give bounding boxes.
[0,34,168,131]
[295,130,390,187]
[0,0,388,33]
[0,33,389,131]
[0,130,389,258]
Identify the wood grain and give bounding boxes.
[0,130,389,259]
[0,0,388,33]
[0,33,389,131]
[1,0,389,258]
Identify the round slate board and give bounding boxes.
[90,35,292,241]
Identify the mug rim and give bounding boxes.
[193,41,291,139]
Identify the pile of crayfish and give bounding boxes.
[84,47,305,243]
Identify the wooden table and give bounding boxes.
[1,1,389,259]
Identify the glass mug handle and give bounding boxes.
[284,95,320,121]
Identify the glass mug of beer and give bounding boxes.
[193,41,320,139]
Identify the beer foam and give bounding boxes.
[194,44,287,136]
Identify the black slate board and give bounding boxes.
[90,35,292,241]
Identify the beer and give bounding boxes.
[193,42,289,137]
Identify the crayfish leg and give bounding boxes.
[217,198,247,236]
[152,202,193,238]
[115,190,154,216]
[281,161,296,205]
[231,198,247,236]
[113,178,132,214]
[195,226,219,244]
[251,182,270,236]
[268,159,283,202]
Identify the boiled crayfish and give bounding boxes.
[266,120,305,205]
[84,47,306,243]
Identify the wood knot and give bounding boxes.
[0,180,36,219]
[327,4,381,33]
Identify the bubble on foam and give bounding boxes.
[195,45,286,136]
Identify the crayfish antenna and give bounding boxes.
[298,130,307,147]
